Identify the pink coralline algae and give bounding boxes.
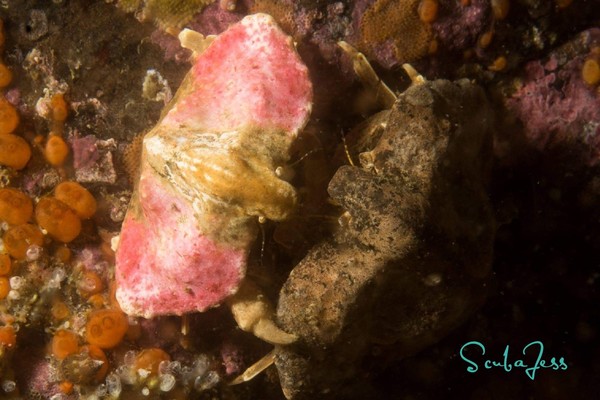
[506,32,600,165]
[115,14,312,318]
[71,134,117,183]
[432,0,491,52]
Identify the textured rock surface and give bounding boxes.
[276,79,495,398]
[115,14,312,317]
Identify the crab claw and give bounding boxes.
[227,280,297,345]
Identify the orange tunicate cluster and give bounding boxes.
[33,181,97,243]
[3,223,44,260]
[134,348,171,376]
[0,188,33,225]
[85,309,129,349]
[35,197,82,243]
[0,20,31,171]
[42,93,70,167]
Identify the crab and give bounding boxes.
[271,43,496,397]
[114,13,312,349]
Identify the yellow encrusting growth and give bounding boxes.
[118,0,216,30]
[249,0,295,36]
[360,0,433,66]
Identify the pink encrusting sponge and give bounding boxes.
[163,14,312,135]
[115,14,312,318]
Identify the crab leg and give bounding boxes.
[229,349,277,386]
[338,41,397,108]
[226,280,297,345]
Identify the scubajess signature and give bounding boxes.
[459,340,568,380]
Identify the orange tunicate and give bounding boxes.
[0,63,12,88]
[0,133,31,170]
[87,294,105,309]
[51,300,71,321]
[0,277,9,299]
[0,325,16,347]
[428,38,438,54]
[59,381,74,395]
[54,245,72,263]
[418,0,438,23]
[0,188,33,225]
[78,270,104,297]
[52,329,80,360]
[85,309,128,349]
[0,254,11,275]
[582,58,600,86]
[35,197,82,243]
[134,348,171,376]
[3,223,44,260]
[0,97,19,135]
[489,55,507,72]
[81,344,109,383]
[491,0,509,20]
[479,31,494,49]
[44,135,69,167]
[50,94,68,122]
[54,181,97,219]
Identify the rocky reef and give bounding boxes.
[0,0,597,399]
